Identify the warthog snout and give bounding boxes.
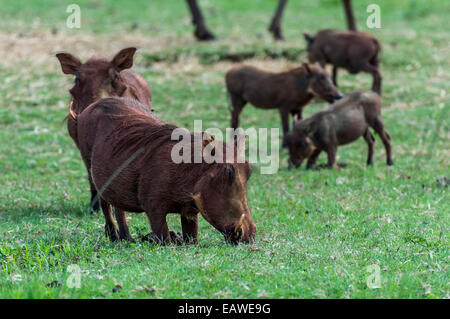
[224,214,256,245]
[335,92,345,100]
[326,91,344,103]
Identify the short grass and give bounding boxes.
[0,0,448,298]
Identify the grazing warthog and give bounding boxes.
[72,97,256,245]
[303,29,382,94]
[56,47,152,211]
[225,63,343,140]
[283,90,393,169]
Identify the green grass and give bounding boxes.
[0,0,449,298]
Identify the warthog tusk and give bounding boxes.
[68,100,77,120]
[234,214,245,233]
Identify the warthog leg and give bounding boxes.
[364,129,375,165]
[113,207,135,243]
[100,199,119,242]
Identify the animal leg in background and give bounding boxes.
[229,93,247,129]
[325,144,338,168]
[279,109,290,139]
[361,63,382,95]
[332,66,339,86]
[186,0,216,41]
[306,149,322,169]
[364,129,375,165]
[268,0,288,40]
[372,116,393,165]
[343,0,357,31]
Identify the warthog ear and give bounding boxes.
[301,121,317,138]
[302,31,314,44]
[295,120,311,136]
[302,62,312,74]
[112,47,137,71]
[56,53,81,75]
[305,136,317,151]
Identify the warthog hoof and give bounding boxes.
[194,27,216,41]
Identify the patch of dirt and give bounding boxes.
[0,30,189,71]
[150,56,301,73]
[0,30,305,74]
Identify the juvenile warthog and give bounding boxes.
[303,29,382,94]
[284,90,393,168]
[56,47,152,211]
[73,97,256,245]
[225,63,343,140]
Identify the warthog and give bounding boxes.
[284,90,393,168]
[56,47,152,211]
[72,97,256,245]
[303,29,382,94]
[225,63,343,140]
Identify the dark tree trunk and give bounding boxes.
[268,0,288,40]
[186,0,216,41]
[342,0,357,31]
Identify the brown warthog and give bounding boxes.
[284,90,393,168]
[225,63,343,140]
[73,97,256,245]
[303,29,382,94]
[56,47,152,211]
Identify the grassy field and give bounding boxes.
[0,0,448,298]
